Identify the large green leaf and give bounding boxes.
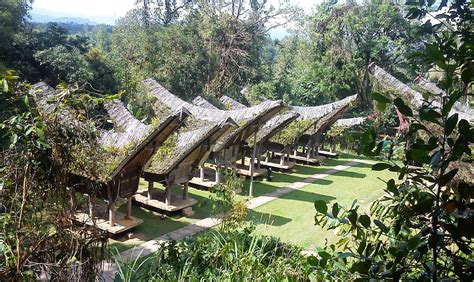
[372,162,391,171]
[445,113,458,136]
[394,98,413,117]
[314,200,328,214]
[371,92,391,103]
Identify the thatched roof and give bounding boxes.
[335,117,367,128]
[191,96,218,109]
[254,112,300,146]
[145,118,237,175]
[142,79,285,151]
[31,82,189,184]
[219,95,247,110]
[295,94,359,137]
[368,64,472,121]
[414,76,473,121]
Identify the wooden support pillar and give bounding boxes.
[271,151,275,159]
[109,201,116,226]
[126,197,132,219]
[69,188,77,210]
[148,181,154,200]
[200,166,205,181]
[183,182,189,200]
[249,125,259,197]
[256,147,261,169]
[265,151,270,162]
[165,185,171,206]
[294,149,297,156]
[215,167,221,184]
[280,154,285,166]
[88,194,94,218]
[241,154,245,166]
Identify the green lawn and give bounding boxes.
[108,152,389,252]
[248,161,396,249]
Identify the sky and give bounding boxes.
[31,0,321,25]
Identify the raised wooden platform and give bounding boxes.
[318,150,338,158]
[189,167,218,189]
[259,158,296,171]
[274,151,320,165]
[133,189,197,214]
[235,163,266,177]
[74,210,143,235]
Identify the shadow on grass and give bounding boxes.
[247,210,292,226]
[331,169,367,179]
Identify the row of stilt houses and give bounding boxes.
[29,75,381,234]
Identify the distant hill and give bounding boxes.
[30,13,99,24]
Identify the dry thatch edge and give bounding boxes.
[368,64,472,121]
[191,96,218,109]
[142,79,284,151]
[335,117,367,127]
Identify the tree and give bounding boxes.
[0,0,32,69]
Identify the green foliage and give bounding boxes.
[114,226,310,281]
[312,1,473,280]
[34,45,93,84]
[0,70,107,279]
[210,169,247,231]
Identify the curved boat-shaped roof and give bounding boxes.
[368,64,472,121]
[104,100,237,177]
[142,79,285,151]
[191,95,300,147]
[414,76,473,121]
[218,92,358,145]
[31,83,188,199]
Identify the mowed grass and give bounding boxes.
[108,152,385,252]
[248,161,396,249]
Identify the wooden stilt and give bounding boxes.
[70,188,77,210]
[215,167,221,184]
[183,182,189,200]
[280,155,285,166]
[265,151,270,162]
[88,194,94,218]
[200,166,205,181]
[165,185,171,206]
[148,181,154,200]
[126,197,132,219]
[109,201,116,226]
[249,126,259,197]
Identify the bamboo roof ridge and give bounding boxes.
[191,96,218,109]
[142,79,285,151]
[368,64,472,121]
[414,76,473,121]
[335,117,367,128]
[219,95,247,109]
